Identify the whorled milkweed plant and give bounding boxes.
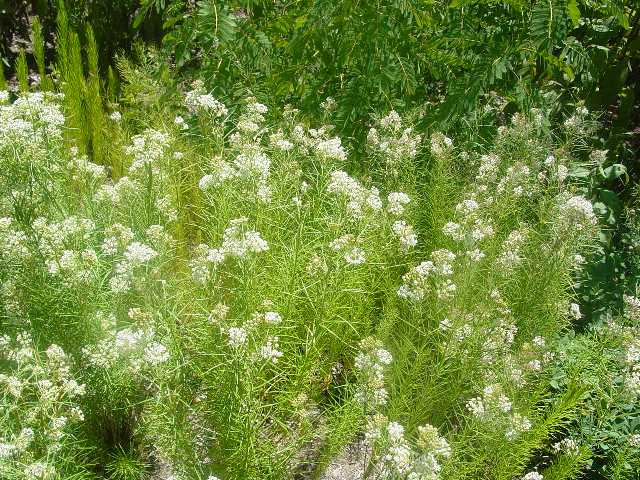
[0,77,614,480]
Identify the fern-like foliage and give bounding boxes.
[530,0,569,52]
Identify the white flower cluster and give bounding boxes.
[354,338,392,411]
[466,384,531,440]
[94,176,143,206]
[430,132,453,157]
[522,472,543,480]
[199,159,235,191]
[392,220,418,253]
[329,234,366,266]
[315,137,347,161]
[320,96,337,113]
[365,415,451,480]
[563,106,589,131]
[222,305,284,364]
[327,170,383,219]
[67,152,107,183]
[184,80,228,118]
[476,154,500,183]
[109,241,159,294]
[416,424,452,460]
[0,217,31,262]
[568,302,582,320]
[552,438,579,456]
[326,172,417,255]
[199,151,272,203]
[480,319,518,365]
[367,110,421,174]
[398,250,456,301]
[538,155,569,185]
[190,218,268,284]
[496,163,533,198]
[45,247,99,286]
[0,92,65,152]
[83,322,169,372]
[291,125,347,164]
[496,228,528,273]
[145,224,174,249]
[444,291,523,374]
[234,151,271,181]
[379,421,415,478]
[227,326,248,348]
[283,123,346,163]
[33,216,96,256]
[442,198,494,247]
[206,303,229,325]
[387,192,411,216]
[555,195,597,233]
[249,310,283,327]
[100,223,134,255]
[259,336,283,363]
[200,101,274,202]
[0,334,85,473]
[466,384,512,418]
[623,327,640,398]
[125,128,171,177]
[124,241,158,265]
[235,100,268,135]
[268,130,294,152]
[505,412,534,441]
[22,216,101,288]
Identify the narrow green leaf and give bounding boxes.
[567,0,581,26]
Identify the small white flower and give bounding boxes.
[144,342,170,365]
[526,359,542,371]
[0,442,16,459]
[387,421,405,440]
[260,336,283,363]
[387,192,411,215]
[532,336,546,347]
[344,247,365,265]
[439,318,452,331]
[174,115,188,130]
[227,327,247,348]
[392,220,418,252]
[376,348,393,365]
[522,472,543,480]
[123,242,158,266]
[264,311,282,324]
[569,303,582,320]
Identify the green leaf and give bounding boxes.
[294,15,307,29]
[568,166,591,179]
[567,0,581,26]
[601,164,627,182]
[133,6,150,29]
[598,188,622,213]
[531,0,569,51]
